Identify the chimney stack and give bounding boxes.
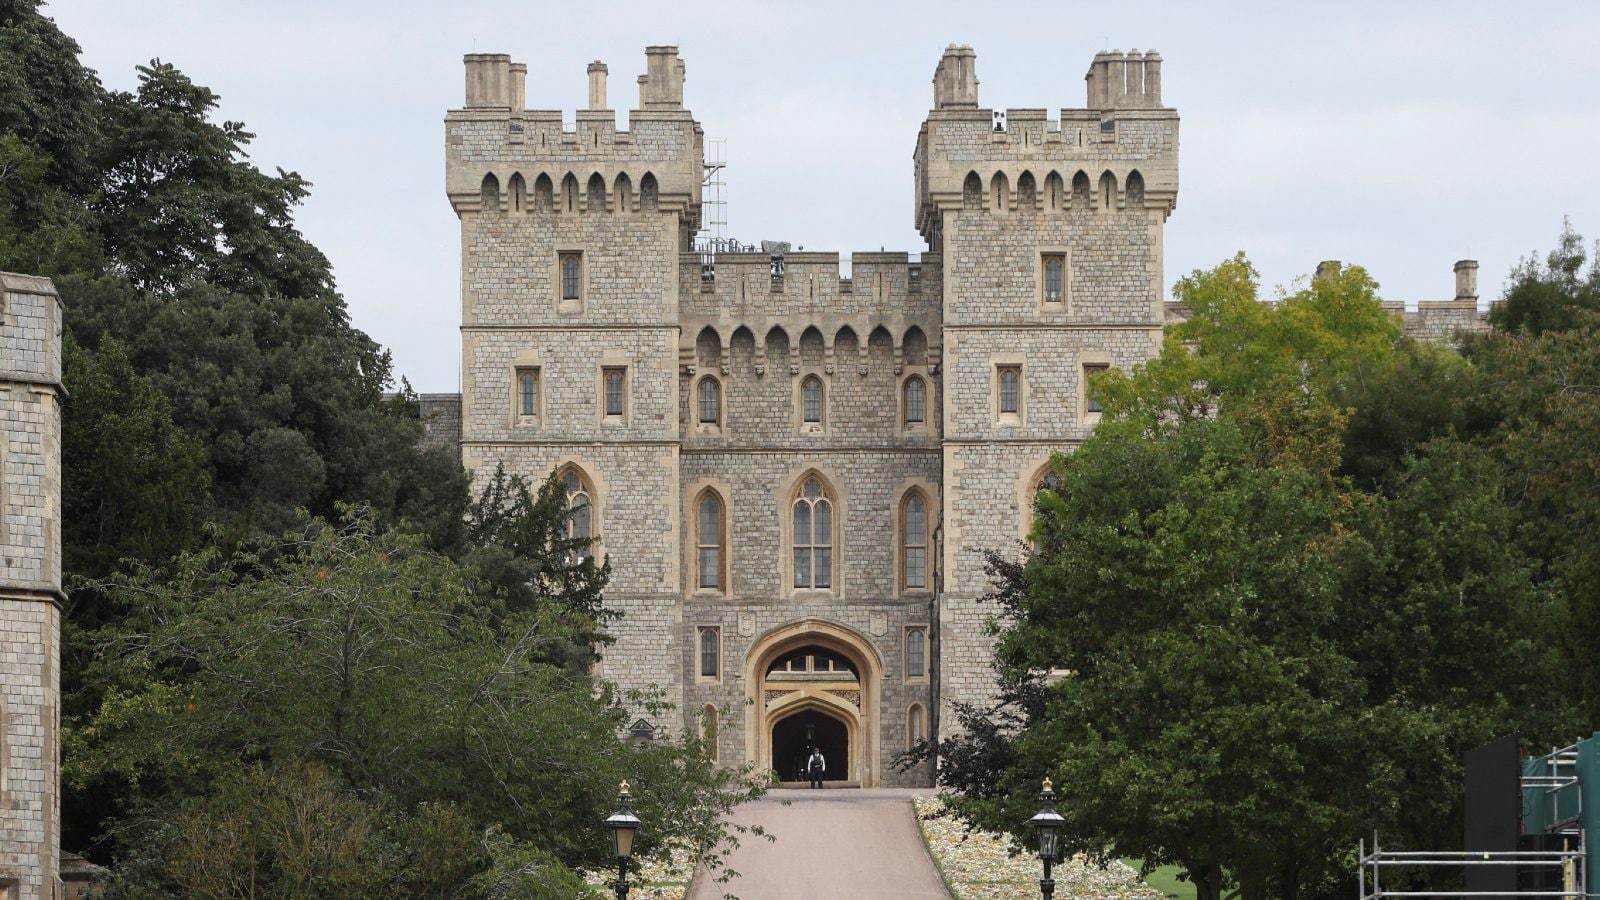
[1454,259,1479,301]
[933,44,979,109]
[588,61,608,110]
[641,46,685,109]
[463,53,513,108]
[508,62,526,111]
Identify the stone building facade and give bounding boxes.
[0,272,64,899]
[434,45,1487,787]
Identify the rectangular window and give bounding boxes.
[560,252,582,301]
[516,368,539,418]
[1084,363,1109,414]
[699,627,720,679]
[998,365,1021,416]
[603,367,626,417]
[1043,254,1065,304]
[906,627,927,679]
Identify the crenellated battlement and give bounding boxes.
[913,44,1179,242]
[679,251,943,338]
[445,47,703,228]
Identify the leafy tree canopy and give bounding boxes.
[920,256,1576,900]
[71,508,760,897]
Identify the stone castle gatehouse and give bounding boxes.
[425,45,1483,786]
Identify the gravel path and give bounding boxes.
[688,787,952,900]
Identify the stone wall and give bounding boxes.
[0,271,63,900]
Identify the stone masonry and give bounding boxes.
[0,272,64,900]
[433,45,1487,788]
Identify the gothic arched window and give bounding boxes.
[902,491,929,591]
[903,376,926,426]
[697,490,724,591]
[698,377,721,425]
[908,703,926,748]
[801,376,824,424]
[562,467,594,559]
[702,704,719,763]
[792,477,833,589]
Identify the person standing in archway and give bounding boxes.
[807,747,826,788]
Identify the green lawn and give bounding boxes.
[1122,860,1197,900]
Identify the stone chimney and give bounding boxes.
[641,46,685,109]
[508,62,526,111]
[588,61,608,110]
[463,53,512,108]
[1454,259,1479,301]
[933,44,979,108]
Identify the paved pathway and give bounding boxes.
[688,787,951,899]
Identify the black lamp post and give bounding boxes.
[605,780,642,900]
[1029,777,1065,900]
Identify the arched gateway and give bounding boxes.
[743,620,882,787]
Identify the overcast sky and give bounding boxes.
[50,1,1600,393]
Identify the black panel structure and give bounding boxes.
[1464,732,1521,898]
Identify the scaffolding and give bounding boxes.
[1358,833,1587,900]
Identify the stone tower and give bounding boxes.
[913,46,1179,729]
[0,273,64,899]
[444,49,703,718]
[440,45,1178,787]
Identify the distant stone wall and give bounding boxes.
[0,271,63,900]
[1383,299,1492,343]
[415,393,461,452]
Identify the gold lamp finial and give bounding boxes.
[1042,777,1053,792]
[620,779,631,794]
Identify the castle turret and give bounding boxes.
[914,44,1179,744]
[0,272,64,900]
[445,46,704,731]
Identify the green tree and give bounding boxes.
[70,509,760,895]
[919,257,1572,900]
[462,465,616,669]
[1488,221,1600,336]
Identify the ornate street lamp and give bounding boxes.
[1029,777,1065,900]
[605,781,642,899]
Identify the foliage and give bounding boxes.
[918,256,1576,900]
[463,465,617,670]
[1488,221,1600,336]
[71,509,762,895]
[61,332,210,588]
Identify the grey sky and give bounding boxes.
[50,1,1600,393]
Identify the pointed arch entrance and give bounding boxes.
[744,619,883,786]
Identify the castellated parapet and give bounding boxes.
[0,271,64,900]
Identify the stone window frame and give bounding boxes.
[692,485,728,595]
[896,481,937,596]
[695,374,723,433]
[559,464,598,563]
[907,703,926,749]
[776,467,847,600]
[991,354,1026,425]
[899,370,932,436]
[701,704,719,763]
[556,249,585,315]
[599,364,629,424]
[1039,248,1071,312]
[512,365,541,424]
[1079,352,1114,425]
[904,625,930,682]
[794,371,829,436]
[697,626,722,684]
[1017,456,1060,545]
